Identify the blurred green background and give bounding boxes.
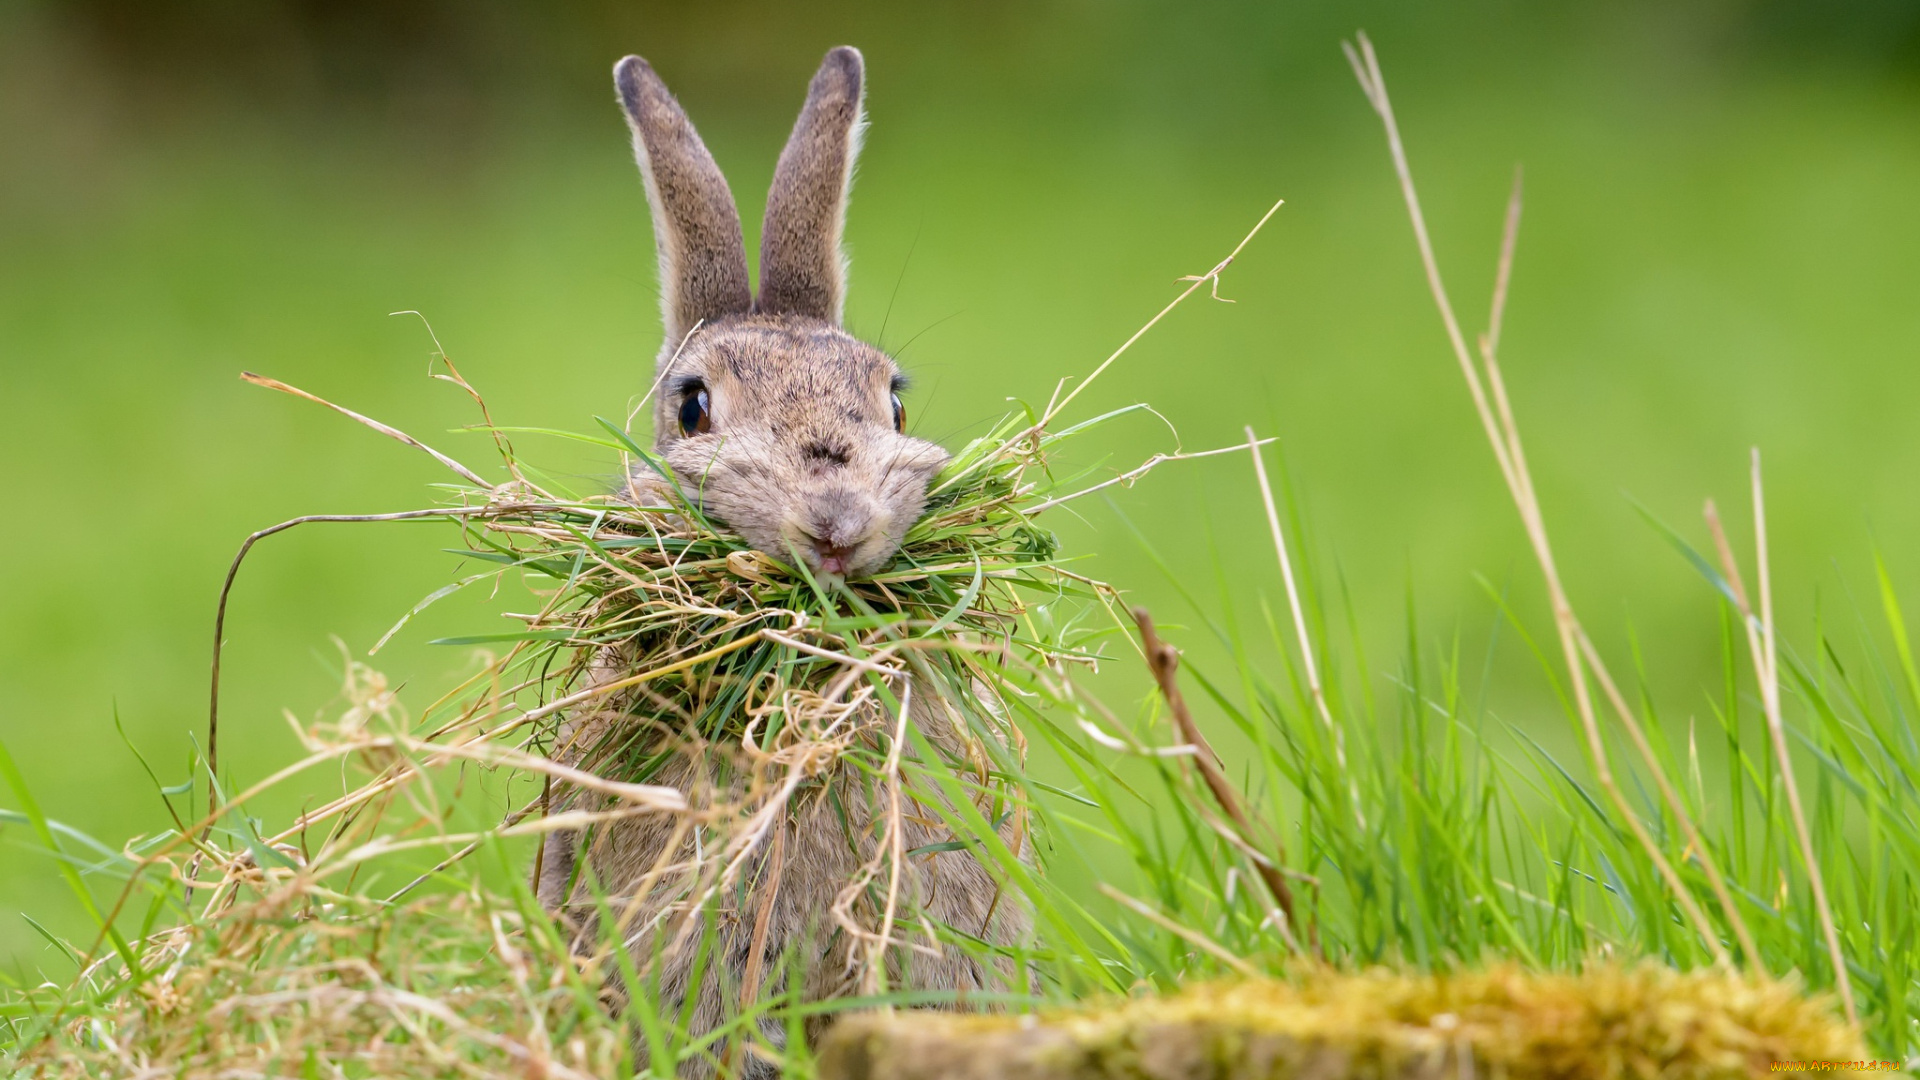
[2,0,1917,973]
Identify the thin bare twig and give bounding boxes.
[1131,607,1301,950]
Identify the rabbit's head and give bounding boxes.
[614,47,947,579]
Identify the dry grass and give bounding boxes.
[20,883,626,1079]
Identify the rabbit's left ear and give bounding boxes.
[757,46,866,325]
[615,55,753,347]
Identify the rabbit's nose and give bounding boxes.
[795,488,880,576]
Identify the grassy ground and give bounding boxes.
[5,174,1917,1064]
[4,1,1920,1070]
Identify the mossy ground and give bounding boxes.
[821,966,1866,1080]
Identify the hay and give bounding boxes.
[15,882,627,1079]
[463,408,1081,783]
[817,965,1867,1080]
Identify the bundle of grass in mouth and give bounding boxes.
[479,405,1069,779]
[463,407,1105,1013]
[208,308,1275,1077]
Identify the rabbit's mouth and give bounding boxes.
[782,491,898,580]
[810,541,858,577]
[785,525,891,580]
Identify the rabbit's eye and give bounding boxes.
[890,392,905,434]
[679,388,711,437]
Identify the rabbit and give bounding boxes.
[533,47,1030,1078]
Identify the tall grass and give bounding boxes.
[979,34,1919,1058]
[3,36,1915,1077]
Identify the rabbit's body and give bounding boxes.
[533,47,1028,1076]
[537,670,1028,1078]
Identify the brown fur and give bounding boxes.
[537,47,1030,1078]
[539,678,1028,1079]
[758,46,864,323]
[615,56,753,344]
[649,313,947,578]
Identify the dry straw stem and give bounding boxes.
[1034,196,1286,433]
[818,964,1863,1080]
[1471,168,1757,968]
[1245,426,1362,833]
[1025,439,1275,515]
[239,371,492,488]
[1344,32,1754,966]
[1703,469,1858,1025]
[1096,882,1261,978]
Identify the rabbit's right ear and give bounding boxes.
[615,56,753,347]
[757,47,866,325]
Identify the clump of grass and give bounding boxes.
[0,654,638,1077]
[439,403,1078,784]
[12,880,629,1079]
[819,964,1868,1079]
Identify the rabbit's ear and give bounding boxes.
[615,56,753,345]
[757,46,866,324]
